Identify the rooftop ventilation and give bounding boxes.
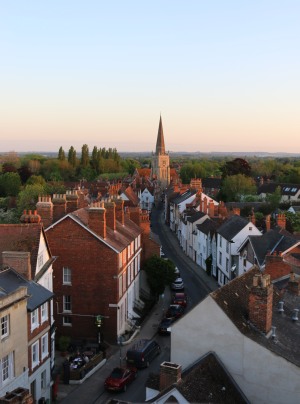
[292,309,299,322]
[271,326,276,339]
[278,301,284,313]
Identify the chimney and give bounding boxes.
[208,200,215,217]
[265,214,271,232]
[218,201,227,219]
[88,202,106,238]
[78,191,88,209]
[104,201,116,231]
[20,210,41,224]
[276,213,286,230]
[115,198,125,225]
[232,207,240,216]
[203,197,208,214]
[2,251,32,280]
[159,362,182,392]
[128,207,141,226]
[52,194,67,222]
[66,190,79,213]
[288,272,300,296]
[248,273,273,334]
[36,195,53,227]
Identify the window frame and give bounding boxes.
[31,341,40,369]
[63,296,72,313]
[41,303,48,324]
[41,334,48,359]
[63,267,72,285]
[1,315,9,340]
[31,309,39,331]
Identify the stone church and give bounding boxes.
[151,116,170,202]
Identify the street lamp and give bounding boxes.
[95,315,102,351]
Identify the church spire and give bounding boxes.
[155,115,166,155]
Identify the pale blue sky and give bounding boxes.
[1,1,299,153]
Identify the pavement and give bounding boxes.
[54,212,219,402]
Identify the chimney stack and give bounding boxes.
[2,251,32,280]
[66,190,79,213]
[265,214,271,232]
[114,198,125,225]
[248,273,273,334]
[288,272,300,296]
[20,210,41,224]
[104,201,116,231]
[88,202,106,239]
[159,362,182,392]
[276,213,286,230]
[52,194,67,222]
[36,195,53,228]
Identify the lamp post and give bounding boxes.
[95,315,102,352]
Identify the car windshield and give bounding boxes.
[110,368,124,379]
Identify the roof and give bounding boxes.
[136,168,151,178]
[120,186,140,206]
[196,218,220,236]
[0,268,53,311]
[244,229,299,267]
[258,183,300,196]
[147,353,249,403]
[217,215,249,240]
[202,177,222,188]
[0,223,46,279]
[211,266,300,368]
[171,189,197,205]
[186,211,207,224]
[59,207,142,253]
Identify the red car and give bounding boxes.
[172,292,187,307]
[104,367,137,392]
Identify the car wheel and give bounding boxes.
[123,384,127,392]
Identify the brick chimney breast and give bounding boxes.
[36,195,53,227]
[104,201,116,231]
[248,274,273,334]
[88,202,106,239]
[2,251,32,280]
[159,362,182,392]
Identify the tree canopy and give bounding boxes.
[143,255,177,297]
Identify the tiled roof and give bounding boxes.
[217,215,249,240]
[258,183,300,196]
[212,266,300,368]
[68,208,142,253]
[171,189,197,205]
[137,168,151,177]
[123,186,140,206]
[186,211,207,223]
[0,223,43,278]
[0,268,53,311]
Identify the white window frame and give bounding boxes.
[63,267,72,285]
[31,309,39,331]
[1,353,14,386]
[31,341,40,369]
[63,296,71,313]
[41,334,48,359]
[41,303,48,324]
[1,315,9,340]
[63,316,72,326]
[41,369,47,390]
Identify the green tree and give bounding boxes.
[0,172,22,197]
[91,146,98,170]
[221,174,256,202]
[80,144,89,168]
[265,186,281,211]
[143,256,177,297]
[26,175,46,186]
[58,146,66,161]
[68,146,77,167]
[17,184,45,214]
[221,158,252,178]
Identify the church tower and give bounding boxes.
[151,116,170,200]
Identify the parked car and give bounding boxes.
[104,367,137,392]
[174,267,180,278]
[171,277,184,290]
[126,339,161,369]
[158,318,173,335]
[165,304,185,320]
[172,292,187,307]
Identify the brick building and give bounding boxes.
[44,199,143,344]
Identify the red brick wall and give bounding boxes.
[46,217,119,343]
[248,276,273,334]
[265,254,291,281]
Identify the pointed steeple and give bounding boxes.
[155,115,166,155]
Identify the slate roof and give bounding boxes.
[186,211,207,223]
[0,268,53,311]
[196,218,220,236]
[217,215,249,240]
[147,353,249,403]
[202,177,222,189]
[0,223,46,278]
[258,183,300,196]
[212,266,300,368]
[245,229,299,267]
[171,189,197,205]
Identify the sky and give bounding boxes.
[1,1,300,154]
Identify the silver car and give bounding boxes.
[171,277,184,290]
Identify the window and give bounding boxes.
[41,334,48,359]
[219,236,222,247]
[226,258,229,272]
[226,241,229,253]
[1,353,13,385]
[63,316,72,326]
[41,370,46,390]
[63,267,71,284]
[31,309,39,331]
[1,315,9,339]
[119,276,122,298]
[63,296,71,312]
[219,251,222,265]
[41,303,48,323]
[38,253,43,268]
[31,341,39,369]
